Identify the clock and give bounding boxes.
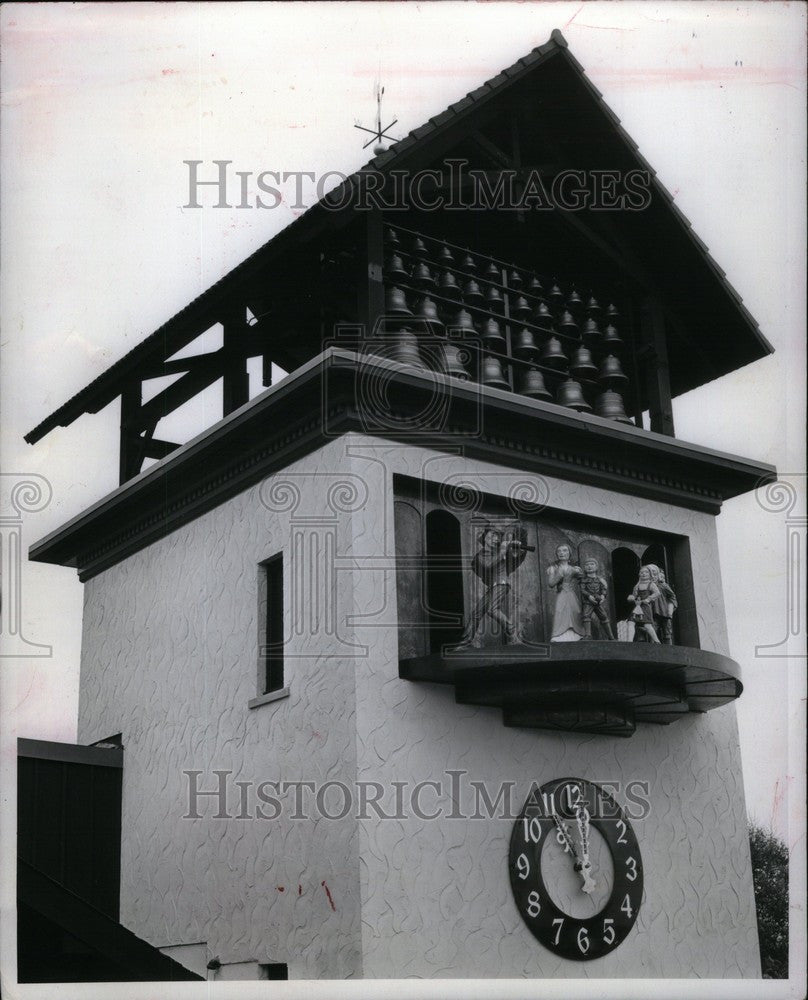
[508,777,643,960]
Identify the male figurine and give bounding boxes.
[655,568,678,645]
[579,557,615,640]
[452,522,529,648]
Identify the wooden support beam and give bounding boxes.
[471,130,514,169]
[134,359,224,428]
[222,308,250,415]
[139,436,181,460]
[357,208,385,338]
[640,296,675,436]
[119,383,142,485]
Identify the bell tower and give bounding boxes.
[25,29,773,982]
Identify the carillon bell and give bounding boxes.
[385,253,409,280]
[460,253,476,272]
[439,271,462,299]
[485,285,504,312]
[385,227,401,247]
[513,328,540,360]
[463,279,484,304]
[556,378,592,412]
[532,302,554,330]
[606,303,620,322]
[481,355,510,390]
[519,367,552,401]
[586,295,602,317]
[386,286,412,316]
[566,288,583,312]
[548,282,564,305]
[448,308,477,337]
[508,269,523,289]
[386,327,426,369]
[480,318,507,352]
[594,390,632,423]
[570,346,598,379]
[599,354,628,386]
[412,236,429,257]
[412,262,436,288]
[485,261,501,280]
[601,323,624,351]
[440,342,470,381]
[512,296,532,320]
[558,310,578,334]
[540,335,568,368]
[413,296,444,330]
[527,276,544,296]
[438,245,455,265]
[581,317,601,343]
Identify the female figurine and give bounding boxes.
[546,544,585,642]
[645,564,676,645]
[628,566,662,643]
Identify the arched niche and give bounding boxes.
[425,509,465,653]
[394,500,428,659]
[611,546,641,636]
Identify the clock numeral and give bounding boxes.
[555,827,571,853]
[516,852,530,880]
[620,893,633,919]
[522,816,542,844]
[551,917,564,945]
[625,856,638,882]
[577,926,590,954]
[602,918,616,945]
[526,890,541,918]
[616,819,628,844]
[563,783,582,811]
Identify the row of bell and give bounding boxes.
[385,285,623,349]
[374,329,631,422]
[385,234,620,320]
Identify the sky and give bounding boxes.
[1,0,805,867]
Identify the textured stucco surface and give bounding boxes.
[78,431,760,979]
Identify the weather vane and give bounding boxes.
[355,80,397,155]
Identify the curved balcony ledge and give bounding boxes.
[399,641,742,737]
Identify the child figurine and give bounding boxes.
[580,558,615,639]
[628,566,662,643]
[655,568,678,645]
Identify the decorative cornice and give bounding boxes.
[28,349,776,581]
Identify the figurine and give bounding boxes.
[653,567,678,645]
[580,557,615,639]
[628,566,662,643]
[546,544,585,642]
[452,522,530,648]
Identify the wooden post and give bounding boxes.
[357,208,385,339]
[640,296,675,436]
[119,382,142,484]
[222,307,250,415]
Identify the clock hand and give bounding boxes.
[552,813,580,863]
[573,799,596,895]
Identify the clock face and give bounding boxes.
[508,777,643,961]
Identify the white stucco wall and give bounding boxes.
[77,430,760,979]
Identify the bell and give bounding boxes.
[386,227,401,247]
[485,261,501,280]
[440,341,471,380]
[460,253,476,272]
[439,271,462,299]
[412,262,436,288]
[532,301,554,330]
[463,278,484,304]
[512,295,532,320]
[508,269,523,289]
[527,276,544,296]
[601,323,624,351]
[558,310,578,334]
[570,345,598,379]
[385,286,412,317]
[438,245,455,265]
[566,288,583,312]
[548,281,564,305]
[386,327,426,369]
[599,354,629,386]
[448,308,477,337]
[481,355,510,390]
[540,335,568,369]
[519,367,552,401]
[485,285,504,312]
[581,317,601,343]
[586,295,602,317]
[556,378,592,412]
[606,303,620,322]
[513,327,540,360]
[595,390,632,423]
[480,317,507,352]
[413,295,444,330]
[412,236,429,258]
[385,253,409,280]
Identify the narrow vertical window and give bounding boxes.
[263,555,284,693]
